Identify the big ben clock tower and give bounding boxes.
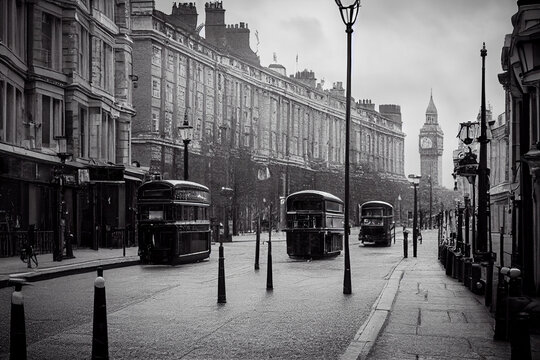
[419,92,444,186]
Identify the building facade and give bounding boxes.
[419,93,444,186]
[499,0,540,295]
[488,111,511,265]
[0,0,143,257]
[130,1,407,232]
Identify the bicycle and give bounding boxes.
[20,243,38,268]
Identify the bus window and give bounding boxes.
[290,200,322,211]
[174,205,209,221]
[140,204,171,220]
[362,208,383,217]
[326,201,343,213]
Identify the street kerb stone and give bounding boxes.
[340,266,405,359]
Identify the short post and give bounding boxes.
[463,257,472,288]
[255,214,260,271]
[218,241,226,303]
[403,229,408,258]
[266,203,273,290]
[92,267,108,360]
[494,266,509,340]
[470,263,484,295]
[65,232,75,259]
[510,312,532,360]
[393,223,396,244]
[499,226,504,268]
[10,279,28,360]
[445,245,454,277]
[485,254,494,307]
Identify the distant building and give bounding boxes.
[130,1,406,232]
[419,93,444,186]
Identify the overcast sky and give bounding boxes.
[155,0,517,189]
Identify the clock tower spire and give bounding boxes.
[419,92,444,186]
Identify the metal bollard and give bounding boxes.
[92,267,109,360]
[452,250,462,280]
[463,258,472,288]
[218,241,226,303]
[9,279,30,360]
[403,230,409,258]
[510,312,532,360]
[470,263,484,295]
[445,246,454,277]
[456,253,464,282]
[266,227,273,290]
[508,268,522,297]
[440,244,447,267]
[254,216,260,271]
[494,267,510,340]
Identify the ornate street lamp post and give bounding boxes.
[456,122,480,254]
[477,43,490,259]
[178,111,193,181]
[408,174,421,257]
[55,137,73,261]
[334,0,360,295]
[221,187,233,243]
[397,194,402,227]
[428,175,433,229]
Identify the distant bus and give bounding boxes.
[358,201,394,247]
[137,180,211,264]
[284,190,344,258]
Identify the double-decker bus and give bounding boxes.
[285,190,344,258]
[358,201,394,247]
[137,180,211,264]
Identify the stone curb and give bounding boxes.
[0,257,140,289]
[340,260,406,360]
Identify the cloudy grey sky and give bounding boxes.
[155,0,517,189]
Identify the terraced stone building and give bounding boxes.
[130,1,407,232]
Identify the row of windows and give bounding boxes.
[139,204,209,222]
[92,0,114,20]
[92,38,114,93]
[1,3,116,93]
[0,80,64,149]
[0,0,25,60]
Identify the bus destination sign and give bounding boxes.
[174,189,210,203]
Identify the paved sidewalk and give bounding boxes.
[0,246,140,288]
[358,229,511,360]
[0,232,285,288]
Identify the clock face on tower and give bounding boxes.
[420,137,433,149]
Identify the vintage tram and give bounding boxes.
[285,190,344,258]
[137,180,211,264]
[358,201,394,247]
